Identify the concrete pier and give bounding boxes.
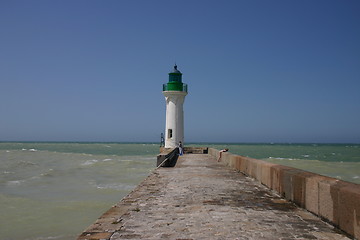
[78,152,351,240]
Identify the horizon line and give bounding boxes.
[0,140,359,145]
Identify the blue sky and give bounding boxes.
[0,0,359,143]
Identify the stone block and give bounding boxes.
[304,174,330,215]
[222,152,230,164]
[208,148,218,159]
[291,170,317,208]
[247,157,256,177]
[260,161,277,189]
[338,183,360,239]
[250,158,258,179]
[234,155,242,171]
[243,157,251,176]
[229,154,237,168]
[280,168,296,201]
[248,158,263,181]
[270,165,294,196]
[239,156,248,173]
[318,178,341,225]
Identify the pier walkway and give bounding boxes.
[78,153,350,240]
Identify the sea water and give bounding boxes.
[0,142,158,240]
[0,142,359,239]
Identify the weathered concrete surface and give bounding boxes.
[209,148,360,239]
[78,154,350,240]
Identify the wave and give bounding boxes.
[269,157,284,160]
[34,234,75,240]
[21,148,38,152]
[141,157,157,160]
[6,180,25,186]
[94,183,136,191]
[40,169,54,177]
[268,157,297,161]
[81,160,99,166]
[5,168,55,186]
[81,158,117,165]
[18,160,38,166]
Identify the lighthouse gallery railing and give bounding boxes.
[162,83,188,92]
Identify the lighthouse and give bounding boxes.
[163,65,188,148]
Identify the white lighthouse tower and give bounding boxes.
[163,65,188,148]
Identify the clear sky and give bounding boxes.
[1,0,359,143]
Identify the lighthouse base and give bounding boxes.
[156,148,179,167]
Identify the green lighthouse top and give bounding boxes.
[163,65,188,92]
[169,64,182,82]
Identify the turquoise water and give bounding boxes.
[0,142,359,239]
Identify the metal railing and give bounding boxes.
[156,147,179,168]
